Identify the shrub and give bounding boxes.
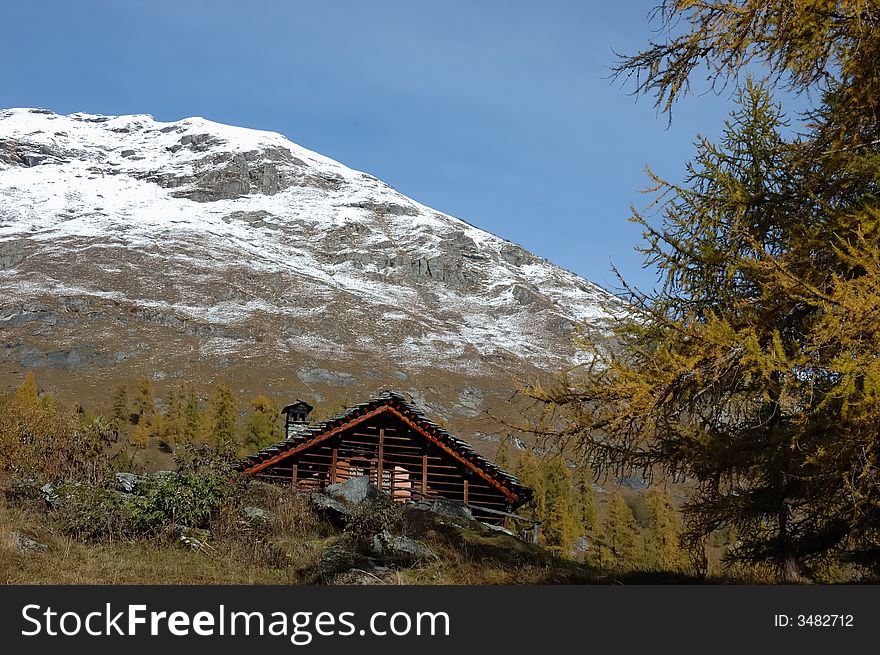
[49,468,239,541]
[127,470,236,534]
[0,393,110,485]
[51,483,132,541]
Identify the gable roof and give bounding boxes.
[238,390,532,506]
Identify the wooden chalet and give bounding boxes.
[238,391,532,523]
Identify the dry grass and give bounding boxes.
[1,487,721,586]
[210,483,334,575]
[0,493,308,585]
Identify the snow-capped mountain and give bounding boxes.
[0,107,618,441]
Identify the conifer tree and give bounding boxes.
[152,411,167,449]
[110,383,129,425]
[242,395,281,449]
[526,1,880,580]
[130,419,150,449]
[494,437,513,471]
[533,85,820,578]
[160,385,185,447]
[182,384,202,444]
[600,495,640,570]
[208,383,238,447]
[514,449,546,522]
[541,456,578,554]
[643,487,683,571]
[609,1,880,149]
[134,377,155,426]
[573,465,597,535]
[14,373,39,407]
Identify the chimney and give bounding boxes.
[281,400,313,438]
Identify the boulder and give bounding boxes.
[412,498,473,521]
[483,522,515,536]
[386,535,437,560]
[12,532,48,554]
[325,476,379,505]
[241,506,272,523]
[315,545,388,582]
[310,493,350,525]
[369,531,437,561]
[114,472,142,493]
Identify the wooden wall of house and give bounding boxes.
[253,414,512,523]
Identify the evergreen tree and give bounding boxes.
[242,395,281,449]
[643,487,683,571]
[610,0,880,146]
[525,0,880,579]
[208,383,238,447]
[600,494,640,570]
[110,383,129,425]
[533,85,822,578]
[610,0,880,578]
[514,449,546,521]
[573,465,597,535]
[541,456,578,554]
[182,384,202,444]
[152,411,167,450]
[134,377,155,426]
[14,373,39,407]
[130,419,150,449]
[160,385,186,447]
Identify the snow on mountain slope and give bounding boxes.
[0,107,620,434]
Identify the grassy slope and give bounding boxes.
[0,490,713,585]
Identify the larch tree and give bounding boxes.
[110,383,129,425]
[160,385,186,447]
[182,384,202,444]
[599,495,641,570]
[573,465,597,535]
[242,395,282,450]
[540,456,579,554]
[643,487,684,571]
[208,383,239,450]
[526,0,880,580]
[130,418,151,449]
[14,373,39,407]
[533,85,827,579]
[514,449,546,522]
[134,377,156,427]
[494,437,514,471]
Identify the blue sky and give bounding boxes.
[2,0,762,292]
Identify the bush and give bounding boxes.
[49,468,239,542]
[51,483,132,541]
[0,394,110,485]
[128,470,237,534]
